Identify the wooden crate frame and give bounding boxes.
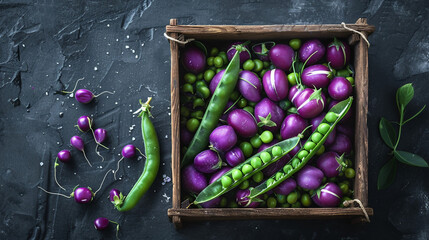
[167,18,375,228]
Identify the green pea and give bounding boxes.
[291,201,302,208]
[336,69,351,77]
[287,192,298,204]
[190,110,204,119]
[339,182,349,194]
[186,118,200,133]
[243,59,255,71]
[281,203,291,208]
[260,69,267,78]
[252,171,264,183]
[221,176,232,188]
[277,194,287,204]
[272,146,282,157]
[260,151,271,163]
[345,168,355,179]
[193,98,205,109]
[213,56,223,68]
[220,197,228,207]
[345,159,353,167]
[184,73,197,84]
[195,80,207,89]
[275,172,284,181]
[346,76,355,85]
[250,135,262,148]
[239,180,250,189]
[218,52,228,65]
[242,164,254,175]
[243,106,254,115]
[291,158,300,168]
[325,112,338,123]
[232,169,243,181]
[317,123,331,134]
[266,178,275,186]
[316,145,325,155]
[228,201,238,208]
[289,38,302,50]
[180,107,190,117]
[301,193,311,207]
[328,177,337,182]
[237,98,247,108]
[253,59,263,72]
[260,130,274,143]
[267,197,277,208]
[207,56,214,66]
[287,72,299,86]
[250,157,262,169]
[239,142,253,158]
[263,61,270,68]
[197,72,203,80]
[248,101,257,107]
[304,141,316,151]
[230,91,240,101]
[210,47,219,56]
[311,132,323,143]
[182,83,194,94]
[283,164,293,174]
[203,69,215,82]
[297,150,309,159]
[196,86,211,99]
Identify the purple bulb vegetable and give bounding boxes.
[182,165,207,194]
[70,135,84,151]
[181,127,193,146]
[288,85,305,106]
[252,42,275,61]
[273,178,297,195]
[94,128,107,144]
[328,77,353,101]
[209,69,225,94]
[209,125,237,152]
[209,167,232,184]
[316,152,345,178]
[227,109,258,138]
[328,133,352,155]
[227,42,251,64]
[75,89,95,104]
[94,217,109,230]
[262,69,289,101]
[299,39,326,65]
[200,197,221,208]
[294,88,326,119]
[280,113,308,140]
[268,44,295,71]
[336,123,354,138]
[312,182,343,207]
[236,189,260,208]
[57,150,71,163]
[225,147,245,167]
[301,64,332,88]
[73,187,93,204]
[121,144,136,158]
[238,70,262,102]
[326,38,350,69]
[77,115,92,132]
[262,154,290,177]
[194,149,222,174]
[296,165,324,190]
[257,139,279,153]
[109,188,124,208]
[181,45,206,74]
[254,98,285,131]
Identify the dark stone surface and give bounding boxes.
[1,0,428,239]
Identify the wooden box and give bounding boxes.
[166,18,375,228]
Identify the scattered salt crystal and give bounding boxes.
[126,35,130,39]
[135,55,138,59]
[132,137,135,141]
[165,135,168,139]
[131,49,135,53]
[125,45,130,49]
[94,67,98,71]
[107,24,110,27]
[106,52,109,55]
[40,162,43,166]
[45,92,49,96]
[162,193,170,203]
[115,102,118,105]
[69,93,73,97]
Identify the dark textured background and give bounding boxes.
[1,0,428,239]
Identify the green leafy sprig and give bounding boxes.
[378,83,427,190]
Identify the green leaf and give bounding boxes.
[394,150,428,167]
[396,83,414,109]
[379,118,397,149]
[377,158,397,190]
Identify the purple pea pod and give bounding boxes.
[328,77,353,101]
[280,113,308,140]
[328,133,352,155]
[273,178,297,195]
[73,187,94,204]
[194,149,222,174]
[236,189,260,208]
[209,125,237,152]
[254,98,285,131]
[181,45,206,74]
[262,69,289,101]
[238,70,262,102]
[262,154,290,177]
[294,88,326,119]
[227,109,258,138]
[225,147,245,167]
[209,69,225,94]
[182,165,207,194]
[77,115,92,132]
[296,165,324,190]
[326,37,350,69]
[299,39,326,65]
[227,42,251,64]
[310,113,336,146]
[301,64,333,88]
[268,44,295,71]
[209,167,232,184]
[316,152,346,178]
[312,182,343,207]
[252,41,275,61]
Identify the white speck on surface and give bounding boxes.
[106,52,109,55]
[22,44,25,47]
[131,49,135,53]
[129,109,133,112]
[167,112,171,116]
[125,45,130,49]
[132,137,136,141]
[74,172,76,175]
[56,98,59,101]
[162,193,170,203]
[69,93,73,97]
[56,142,60,145]
[40,162,43,166]
[116,39,119,42]
[115,102,118,105]
[128,165,130,168]
[126,35,130,39]
[165,135,168,139]
[107,24,110,27]
[45,92,48,96]
[94,66,98,71]
[135,55,138,59]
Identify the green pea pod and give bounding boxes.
[181,46,242,167]
[249,97,353,199]
[116,98,160,211]
[194,136,300,205]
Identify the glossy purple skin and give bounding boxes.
[74,187,93,204]
[181,127,193,146]
[301,64,332,88]
[326,40,350,69]
[268,44,294,71]
[57,150,71,163]
[75,89,94,104]
[310,113,336,146]
[238,70,262,102]
[262,69,289,101]
[336,123,354,138]
[262,154,290,177]
[328,77,353,101]
[254,98,285,131]
[252,43,272,61]
[109,188,121,202]
[227,109,258,138]
[181,45,206,74]
[298,39,326,65]
[70,136,84,151]
[209,167,232,184]
[329,100,352,122]
[273,178,297,195]
[121,144,136,158]
[296,166,324,190]
[94,128,107,143]
[182,165,207,194]
[280,114,308,140]
[294,88,326,119]
[94,217,109,230]
[316,152,342,178]
[209,69,225,94]
[209,125,237,152]
[200,197,221,208]
[288,85,304,105]
[312,182,342,207]
[328,133,352,155]
[227,42,251,64]
[225,147,245,167]
[194,149,222,174]
[236,189,260,208]
[77,116,91,132]
[220,101,236,121]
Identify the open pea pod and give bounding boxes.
[249,97,353,199]
[194,136,300,205]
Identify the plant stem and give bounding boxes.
[393,105,404,151]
